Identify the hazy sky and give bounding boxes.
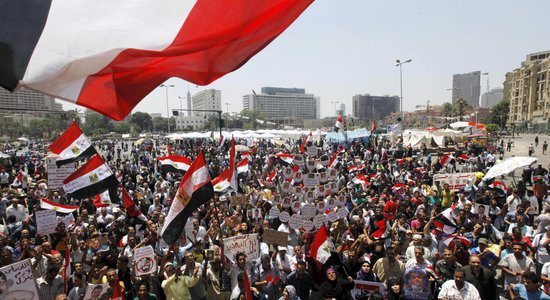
[62,0,550,119]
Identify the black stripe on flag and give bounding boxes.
[56,146,97,167]
[0,1,52,90]
[65,174,119,200]
[161,182,214,245]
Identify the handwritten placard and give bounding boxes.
[46,155,76,190]
[223,234,259,263]
[0,260,39,300]
[36,210,58,235]
[262,229,288,246]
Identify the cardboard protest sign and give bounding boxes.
[46,155,76,190]
[263,229,288,246]
[403,267,431,299]
[279,211,290,222]
[307,146,318,157]
[36,209,58,235]
[223,234,259,263]
[134,245,157,276]
[289,214,304,229]
[83,283,109,300]
[303,174,319,187]
[351,280,385,299]
[301,203,317,219]
[0,260,39,300]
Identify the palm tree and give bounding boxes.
[453,98,472,121]
[441,102,453,117]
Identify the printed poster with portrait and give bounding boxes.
[84,283,109,300]
[0,260,39,300]
[403,267,431,300]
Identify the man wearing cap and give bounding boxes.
[6,198,26,222]
[273,246,292,282]
[469,238,499,270]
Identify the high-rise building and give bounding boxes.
[505,50,550,130]
[243,87,319,126]
[480,88,504,109]
[186,89,192,117]
[0,88,62,112]
[452,71,481,107]
[192,89,221,117]
[352,94,399,121]
[335,103,345,117]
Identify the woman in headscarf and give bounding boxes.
[385,277,406,300]
[355,260,377,282]
[279,285,299,300]
[318,268,354,300]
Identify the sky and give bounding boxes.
[62,0,550,119]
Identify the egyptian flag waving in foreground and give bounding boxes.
[161,151,214,245]
[0,0,314,121]
[62,155,119,199]
[49,121,97,167]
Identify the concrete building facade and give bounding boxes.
[243,87,319,127]
[0,88,63,131]
[480,88,504,109]
[452,71,481,107]
[352,94,399,121]
[505,50,550,130]
[192,89,221,117]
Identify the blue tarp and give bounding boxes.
[324,128,371,143]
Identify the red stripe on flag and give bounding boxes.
[75,0,314,120]
[49,121,83,154]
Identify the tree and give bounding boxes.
[452,98,472,121]
[486,99,509,130]
[129,112,153,132]
[240,109,266,129]
[113,122,131,134]
[82,110,113,135]
[485,124,500,132]
[441,102,453,117]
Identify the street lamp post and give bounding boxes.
[396,59,412,116]
[225,102,230,114]
[160,84,175,133]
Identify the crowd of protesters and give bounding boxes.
[1,132,550,300]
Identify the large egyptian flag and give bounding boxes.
[49,121,97,167]
[63,155,119,199]
[93,189,120,208]
[157,155,191,173]
[310,225,336,264]
[0,0,314,121]
[161,151,213,245]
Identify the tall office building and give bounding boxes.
[352,94,399,120]
[505,50,550,129]
[243,87,319,126]
[452,71,481,107]
[0,88,62,112]
[335,103,346,117]
[192,89,221,117]
[480,88,503,109]
[186,89,192,116]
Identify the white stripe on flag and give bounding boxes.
[58,133,92,160]
[63,164,113,193]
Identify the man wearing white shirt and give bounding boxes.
[507,215,534,238]
[438,268,480,300]
[6,198,26,222]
